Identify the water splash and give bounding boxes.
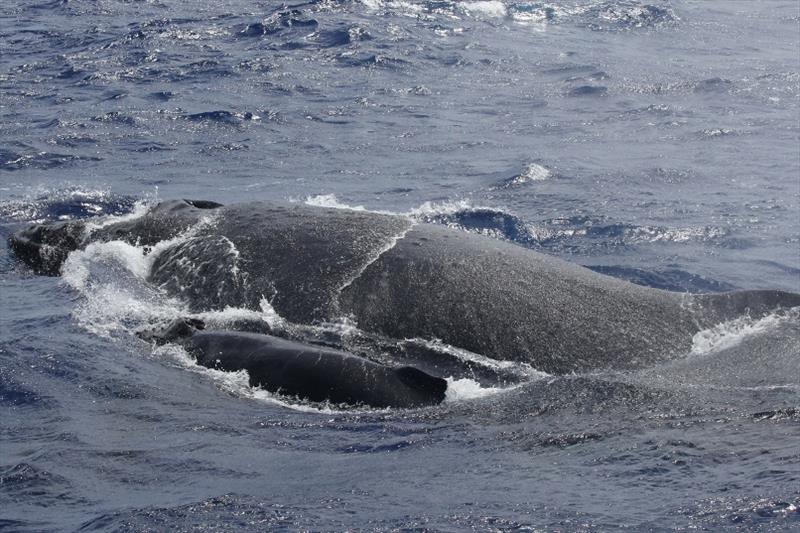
[691,308,799,355]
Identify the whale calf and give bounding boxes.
[9,199,800,376]
[140,318,447,408]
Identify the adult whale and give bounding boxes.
[139,318,447,408]
[9,199,800,374]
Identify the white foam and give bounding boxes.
[258,297,288,332]
[406,199,474,219]
[62,240,148,291]
[460,1,507,18]
[631,225,726,243]
[306,316,362,340]
[302,195,521,235]
[192,306,272,329]
[82,197,152,234]
[404,337,548,379]
[60,213,221,337]
[304,193,368,211]
[60,239,187,337]
[63,212,219,284]
[691,309,798,355]
[512,163,552,184]
[444,377,514,402]
[304,195,499,224]
[359,0,385,12]
[510,9,550,26]
[74,285,184,338]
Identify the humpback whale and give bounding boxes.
[139,318,447,408]
[9,199,800,379]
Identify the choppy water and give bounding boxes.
[1,0,799,531]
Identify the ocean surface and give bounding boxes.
[1,0,799,530]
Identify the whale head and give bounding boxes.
[9,199,224,276]
[9,220,87,275]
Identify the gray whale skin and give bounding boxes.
[9,199,800,405]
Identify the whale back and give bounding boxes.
[148,201,412,318]
[183,330,447,408]
[339,223,702,374]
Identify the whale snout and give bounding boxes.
[9,221,86,275]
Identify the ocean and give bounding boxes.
[1,0,799,530]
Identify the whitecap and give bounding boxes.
[445,377,516,402]
[460,1,508,18]
[303,193,368,211]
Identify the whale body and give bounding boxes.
[10,199,800,376]
[139,318,447,408]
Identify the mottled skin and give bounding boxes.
[10,199,800,375]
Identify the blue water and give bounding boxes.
[1,0,799,530]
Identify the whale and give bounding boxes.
[139,318,447,408]
[9,199,800,376]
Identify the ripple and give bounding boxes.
[183,110,262,125]
[0,462,84,507]
[335,53,409,69]
[567,85,608,97]
[693,77,733,93]
[233,11,319,39]
[414,203,729,253]
[0,373,54,408]
[310,26,373,48]
[91,111,137,126]
[584,1,679,31]
[0,150,102,171]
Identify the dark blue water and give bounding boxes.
[2,1,799,530]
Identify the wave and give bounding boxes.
[407,199,728,249]
[0,149,102,172]
[0,187,139,224]
[581,1,678,31]
[492,162,553,188]
[358,0,678,31]
[183,110,263,125]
